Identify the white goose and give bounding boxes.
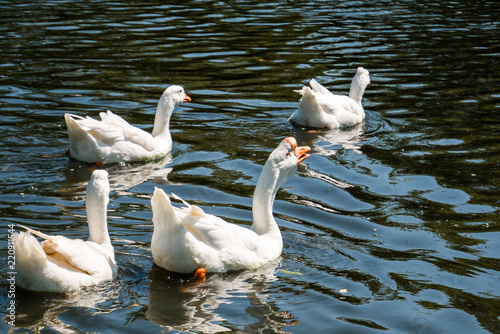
[65,85,191,164]
[150,137,311,276]
[289,67,371,129]
[14,170,117,293]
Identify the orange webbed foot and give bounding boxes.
[194,268,207,282]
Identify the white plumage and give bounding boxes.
[14,170,117,293]
[289,67,371,129]
[150,137,311,274]
[65,85,190,164]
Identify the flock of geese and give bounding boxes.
[14,67,370,293]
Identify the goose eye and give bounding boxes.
[286,152,291,158]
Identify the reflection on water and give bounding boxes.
[60,154,175,197]
[147,262,294,333]
[8,282,121,334]
[0,0,499,333]
[294,123,366,156]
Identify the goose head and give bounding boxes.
[355,67,370,87]
[252,137,310,235]
[153,85,191,137]
[349,67,371,104]
[266,137,311,188]
[87,169,110,207]
[162,85,191,106]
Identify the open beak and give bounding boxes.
[284,137,311,163]
[184,94,191,103]
[295,145,311,163]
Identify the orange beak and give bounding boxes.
[296,145,311,163]
[284,137,311,163]
[184,94,191,103]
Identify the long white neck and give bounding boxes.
[152,95,175,139]
[348,76,366,106]
[251,162,283,237]
[86,187,111,246]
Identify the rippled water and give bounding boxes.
[1,0,499,333]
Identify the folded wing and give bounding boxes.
[65,110,155,152]
[171,193,260,252]
[18,225,116,281]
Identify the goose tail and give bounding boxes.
[64,113,89,142]
[296,87,323,116]
[309,78,331,95]
[151,187,183,231]
[13,231,47,274]
[17,224,54,242]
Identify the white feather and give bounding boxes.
[14,170,117,293]
[289,67,370,129]
[65,85,190,164]
[151,138,311,274]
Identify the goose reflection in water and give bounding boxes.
[294,123,366,157]
[147,262,299,333]
[8,282,120,333]
[58,154,174,200]
[291,124,366,193]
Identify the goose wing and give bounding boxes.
[171,194,260,252]
[290,87,340,129]
[310,80,360,118]
[66,110,156,151]
[18,225,115,280]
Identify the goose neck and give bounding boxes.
[152,96,175,138]
[86,193,111,246]
[251,163,281,236]
[349,79,365,106]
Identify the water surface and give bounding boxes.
[0,0,499,333]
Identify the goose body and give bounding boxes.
[65,85,190,164]
[14,170,117,293]
[289,67,370,129]
[151,137,311,274]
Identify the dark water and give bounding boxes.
[1,0,499,333]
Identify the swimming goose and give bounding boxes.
[289,67,370,129]
[150,137,311,274]
[14,170,117,293]
[65,85,191,164]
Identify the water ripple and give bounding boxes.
[0,0,499,333]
